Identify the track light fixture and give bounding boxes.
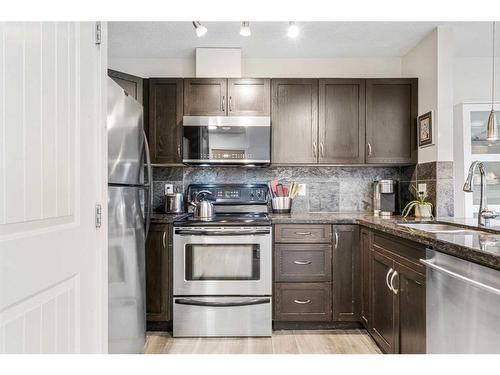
[287,22,300,38]
[240,21,251,37]
[192,21,207,38]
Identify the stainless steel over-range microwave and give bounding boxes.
[182,116,271,166]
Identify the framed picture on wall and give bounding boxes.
[418,111,434,147]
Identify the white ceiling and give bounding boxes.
[108,22,496,59]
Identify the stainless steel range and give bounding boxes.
[173,184,272,337]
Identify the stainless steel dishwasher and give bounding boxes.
[420,249,500,353]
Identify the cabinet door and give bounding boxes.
[271,79,318,164]
[318,79,365,163]
[228,78,270,116]
[149,78,183,164]
[184,78,227,116]
[332,225,360,321]
[108,69,143,102]
[360,229,371,328]
[366,78,417,164]
[370,249,397,353]
[395,262,426,354]
[146,224,171,322]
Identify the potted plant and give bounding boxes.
[402,187,433,218]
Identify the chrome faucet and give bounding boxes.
[463,161,499,226]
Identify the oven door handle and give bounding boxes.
[175,229,270,236]
[175,298,271,307]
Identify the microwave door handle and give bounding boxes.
[175,298,271,307]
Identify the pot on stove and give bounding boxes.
[190,190,216,220]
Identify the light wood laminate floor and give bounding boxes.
[144,329,381,354]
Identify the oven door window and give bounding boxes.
[185,244,260,280]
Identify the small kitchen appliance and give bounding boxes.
[173,183,272,337]
[182,116,271,165]
[373,180,397,216]
[165,192,185,214]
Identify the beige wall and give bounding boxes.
[108,57,403,78]
[401,26,454,163]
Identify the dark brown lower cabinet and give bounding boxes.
[371,249,398,353]
[369,233,426,354]
[332,225,360,321]
[274,283,332,321]
[397,262,426,354]
[360,229,371,328]
[146,224,171,322]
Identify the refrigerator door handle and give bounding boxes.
[143,130,153,238]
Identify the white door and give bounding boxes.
[0,22,108,353]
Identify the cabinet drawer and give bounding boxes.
[274,224,332,243]
[274,283,332,321]
[275,244,332,282]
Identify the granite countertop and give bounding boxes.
[150,211,500,271]
[150,212,188,224]
[272,212,500,271]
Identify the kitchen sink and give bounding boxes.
[397,223,484,234]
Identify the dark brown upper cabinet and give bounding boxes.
[271,79,318,164]
[108,69,143,103]
[184,78,227,116]
[148,78,183,164]
[332,225,360,322]
[319,79,366,163]
[366,78,418,164]
[228,78,270,116]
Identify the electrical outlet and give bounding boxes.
[297,183,307,197]
[417,183,427,195]
[164,183,173,195]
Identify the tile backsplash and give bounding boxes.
[152,166,405,214]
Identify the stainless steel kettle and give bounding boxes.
[190,190,216,220]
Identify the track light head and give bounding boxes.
[287,22,300,38]
[240,21,251,37]
[192,21,207,38]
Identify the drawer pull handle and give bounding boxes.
[294,231,312,236]
[293,299,311,304]
[293,260,312,265]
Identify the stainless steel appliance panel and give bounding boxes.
[182,117,271,165]
[421,249,500,354]
[108,78,144,185]
[173,227,272,296]
[108,185,146,354]
[173,296,272,337]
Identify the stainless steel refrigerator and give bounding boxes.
[107,78,152,354]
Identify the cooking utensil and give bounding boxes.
[190,190,216,220]
[277,184,284,197]
[271,180,278,197]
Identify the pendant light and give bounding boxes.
[487,21,498,141]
